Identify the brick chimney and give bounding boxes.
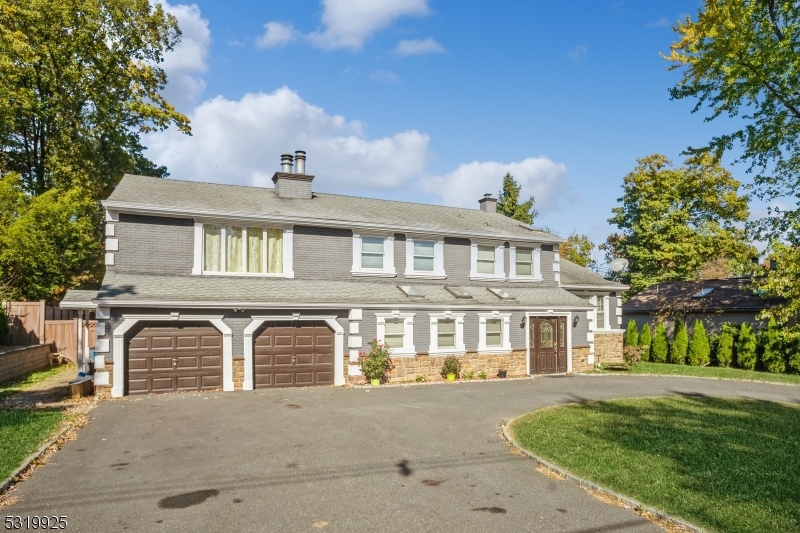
[272,151,314,199]
[479,193,496,213]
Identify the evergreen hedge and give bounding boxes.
[716,324,734,367]
[687,320,710,366]
[639,323,652,361]
[760,318,785,374]
[736,323,758,370]
[651,323,669,363]
[670,319,688,365]
[625,319,639,347]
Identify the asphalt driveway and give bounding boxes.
[7,375,800,532]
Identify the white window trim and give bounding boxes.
[351,232,397,277]
[428,312,466,355]
[590,295,610,331]
[469,241,506,281]
[193,220,294,278]
[404,235,446,279]
[477,312,512,353]
[508,244,542,282]
[376,312,415,355]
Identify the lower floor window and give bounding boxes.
[485,319,502,346]
[384,318,405,348]
[429,313,465,353]
[437,319,455,348]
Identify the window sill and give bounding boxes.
[404,272,446,280]
[508,277,543,283]
[477,346,512,354]
[351,270,397,278]
[469,275,506,282]
[428,348,467,356]
[200,271,291,278]
[388,349,416,357]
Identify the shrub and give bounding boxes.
[670,319,688,364]
[415,374,426,383]
[0,306,10,345]
[639,323,652,348]
[623,346,644,366]
[358,339,394,383]
[478,371,488,380]
[624,319,639,347]
[687,320,710,366]
[716,325,734,367]
[440,355,461,379]
[650,323,669,363]
[463,371,474,380]
[707,332,720,361]
[786,330,800,374]
[736,323,757,370]
[760,318,785,374]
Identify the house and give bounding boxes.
[62,152,626,397]
[622,277,783,333]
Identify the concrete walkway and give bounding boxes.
[5,375,800,532]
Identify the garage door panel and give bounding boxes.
[127,324,223,395]
[254,322,335,388]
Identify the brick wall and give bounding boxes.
[594,332,624,364]
[111,214,194,274]
[0,345,52,384]
[571,346,592,373]
[346,350,527,385]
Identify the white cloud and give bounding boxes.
[147,87,430,192]
[568,45,587,62]
[369,69,400,83]
[420,157,569,214]
[159,2,211,110]
[394,37,445,57]
[645,16,671,28]
[256,21,300,48]
[308,0,431,51]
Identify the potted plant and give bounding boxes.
[358,339,394,386]
[440,355,461,381]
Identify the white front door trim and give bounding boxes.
[111,314,231,398]
[524,311,573,375]
[243,315,345,390]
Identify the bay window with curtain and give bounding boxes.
[203,224,284,275]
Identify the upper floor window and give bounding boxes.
[470,242,505,281]
[352,232,396,277]
[203,224,283,274]
[593,295,609,330]
[509,244,542,282]
[404,236,445,278]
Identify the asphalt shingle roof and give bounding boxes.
[94,271,592,309]
[559,259,627,290]
[104,174,562,242]
[622,277,783,313]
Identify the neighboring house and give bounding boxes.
[63,152,626,397]
[622,277,783,333]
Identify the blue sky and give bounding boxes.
[149,0,751,264]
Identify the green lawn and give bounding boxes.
[603,361,800,386]
[0,363,74,400]
[0,408,65,481]
[512,397,800,533]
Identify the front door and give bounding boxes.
[529,316,568,374]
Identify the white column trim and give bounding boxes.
[110,314,231,398]
[534,246,542,279]
[192,221,203,275]
[243,315,345,389]
[385,235,396,275]
[283,225,294,278]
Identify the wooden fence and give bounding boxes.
[4,301,96,363]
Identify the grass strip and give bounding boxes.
[512,397,800,533]
[0,408,65,481]
[0,364,74,400]
[602,361,800,386]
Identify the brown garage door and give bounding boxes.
[127,323,223,395]
[254,321,334,388]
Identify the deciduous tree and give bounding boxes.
[496,173,538,225]
[603,154,752,295]
[561,233,596,269]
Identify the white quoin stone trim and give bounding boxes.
[105,224,115,237]
[243,315,345,390]
[111,314,231,398]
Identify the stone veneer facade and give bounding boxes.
[233,359,244,390]
[593,332,624,365]
[571,347,592,373]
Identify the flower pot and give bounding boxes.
[370,378,380,387]
[446,373,456,381]
[497,370,507,379]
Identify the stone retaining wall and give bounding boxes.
[594,332,624,364]
[0,345,52,384]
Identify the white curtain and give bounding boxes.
[226,226,243,272]
[248,227,263,273]
[204,224,222,271]
[267,228,283,274]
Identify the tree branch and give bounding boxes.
[767,0,784,41]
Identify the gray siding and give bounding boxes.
[572,307,591,347]
[394,233,406,275]
[112,214,194,274]
[293,225,353,279]
[442,237,472,285]
[540,250,557,284]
